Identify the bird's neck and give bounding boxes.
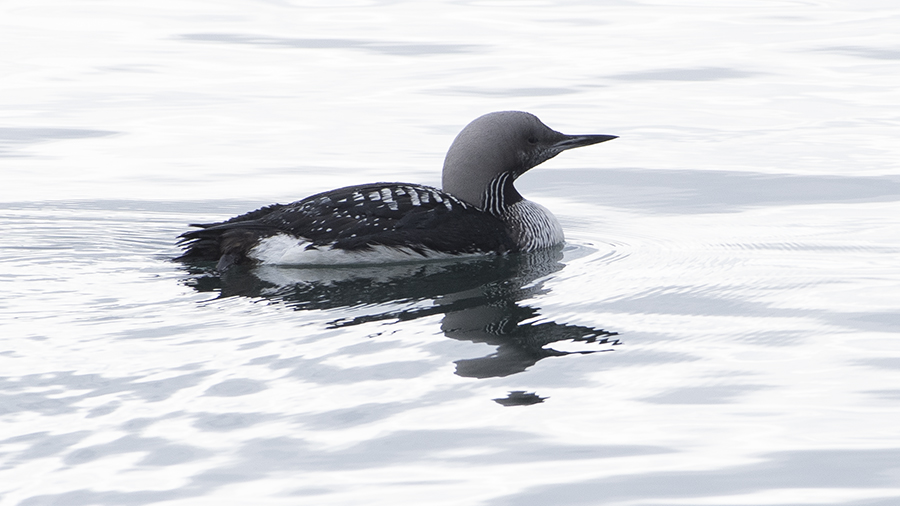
[480,172,523,217]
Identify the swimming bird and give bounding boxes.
[176,111,616,269]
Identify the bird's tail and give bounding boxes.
[176,221,270,270]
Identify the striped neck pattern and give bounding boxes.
[482,172,522,217]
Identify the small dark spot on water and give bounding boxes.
[493,391,546,406]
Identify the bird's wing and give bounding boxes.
[258,183,515,255]
[176,183,515,264]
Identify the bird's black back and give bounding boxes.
[177,183,516,267]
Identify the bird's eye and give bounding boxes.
[527,136,538,144]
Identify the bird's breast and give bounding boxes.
[503,199,565,252]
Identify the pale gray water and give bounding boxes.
[2,1,900,505]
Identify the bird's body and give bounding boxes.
[177,111,615,269]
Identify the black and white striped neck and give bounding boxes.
[481,171,524,217]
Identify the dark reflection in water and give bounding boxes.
[493,391,547,407]
[179,248,619,380]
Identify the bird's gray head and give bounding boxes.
[441,111,616,213]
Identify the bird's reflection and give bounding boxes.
[493,391,547,406]
[180,246,619,380]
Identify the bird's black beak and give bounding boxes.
[553,134,618,151]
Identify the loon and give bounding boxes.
[177,111,616,269]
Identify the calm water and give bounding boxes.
[3,1,900,505]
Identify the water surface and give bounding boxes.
[2,1,900,505]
